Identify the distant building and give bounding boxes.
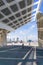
[16,37,19,42]
[20,40,23,43]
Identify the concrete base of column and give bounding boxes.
[0,29,8,46]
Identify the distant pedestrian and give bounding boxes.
[22,43,24,48]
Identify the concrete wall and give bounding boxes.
[37,12,43,47]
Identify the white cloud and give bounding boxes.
[19,30,24,35]
[28,34,38,41]
[28,25,35,31]
[15,24,36,38]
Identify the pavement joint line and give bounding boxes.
[37,56,43,58]
[0,47,21,52]
[17,48,32,65]
[0,57,21,60]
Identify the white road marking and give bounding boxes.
[29,51,34,59]
[17,48,32,65]
[23,48,32,59]
[0,47,34,65]
[33,62,37,65]
[34,47,36,59]
[33,47,37,65]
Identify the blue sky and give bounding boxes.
[7,0,43,41]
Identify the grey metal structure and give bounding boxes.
[0,0,41,31]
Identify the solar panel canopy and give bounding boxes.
[0,0,40,31]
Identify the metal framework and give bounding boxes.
[0,0,41,31]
